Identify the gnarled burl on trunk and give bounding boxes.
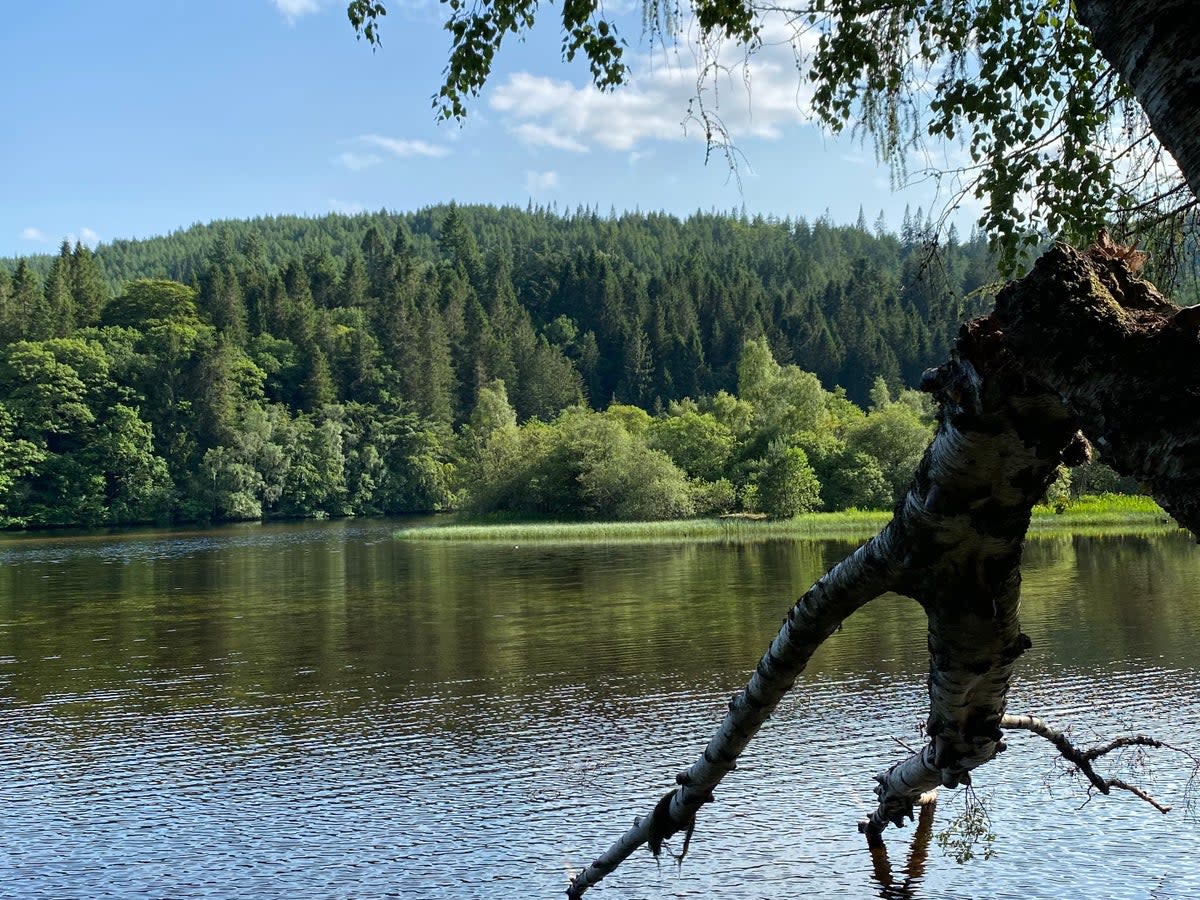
[566,239,1198,898]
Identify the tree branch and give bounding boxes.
[1001,713,1173,813]
[566,522,905,897]
[568,243,1194,897]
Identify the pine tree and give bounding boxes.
[199,264,247,342]
[618,320,655,407]
[0,268,10,344]
[360,224,392,298]
[340,250,369,308]
[238,230,269,272]
[305,248,342,309]
[300,346,336,411]
[391,219,414,274]
[43,241,76,337]
[282,260,318,346]
[70,242,108,326]
[258,271,289,337]
[416,292,455,425]
[10,260,42,342]
[438,203,483,288]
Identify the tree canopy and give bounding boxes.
[3,205,1042,527]
[348,0,1198,272]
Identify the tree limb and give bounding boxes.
[1001,713,1173,813]
[569,242,1195,897]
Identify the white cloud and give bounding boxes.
[272,0,321,22]
[489,16,818,155]
[79,227,100,246]
[513,123,589,153]
[20,226,49,242]
[336,151,383,171]
[525,170,559,193]
[356,134,450,158]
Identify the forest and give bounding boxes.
[0,204,1127,528]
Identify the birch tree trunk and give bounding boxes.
[568,241,1197,897]
[1076,0,1200,198]
[568,4,1200,893]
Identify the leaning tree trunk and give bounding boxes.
[567,241,1198,897]
[1077,0,1200,199]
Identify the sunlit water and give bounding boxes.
[1,521,1199,898]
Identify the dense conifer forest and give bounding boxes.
[0,204,1122,528]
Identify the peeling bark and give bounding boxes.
[567,243,1195,898]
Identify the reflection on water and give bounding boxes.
[1,522,1199,898]
[871,801,938,899]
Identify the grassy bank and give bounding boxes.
[396,494,1176,544]
[1030,493,1169,527]
[397,510,892,543]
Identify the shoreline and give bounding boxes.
[395,495,1176,543]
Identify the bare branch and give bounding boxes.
[1001,713,1176,814]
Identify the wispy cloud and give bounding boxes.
[19,226,49,243]
[357,134,450,158]
[336,151,384,171]
[335,135,450,171]
[525,170,559,193]
[272,0,321,23]
[513,123,589,153]
[489,16,817,154]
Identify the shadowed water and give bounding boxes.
[1,521,1198,898]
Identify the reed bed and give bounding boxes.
[397,494,1176,544]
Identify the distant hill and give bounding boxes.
[1,204,1000,407]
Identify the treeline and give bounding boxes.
[0,204,1031,527]
[4,204,1000,408]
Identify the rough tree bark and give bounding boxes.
[567,241,1198,897]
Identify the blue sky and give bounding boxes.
[1,0,972,258]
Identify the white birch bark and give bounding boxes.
[569,242,1196,897]
[1077,0,1200,198]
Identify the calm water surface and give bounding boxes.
[1,520,1199,899]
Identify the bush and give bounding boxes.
[752,442,822,519]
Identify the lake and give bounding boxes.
[1,520,1198,899]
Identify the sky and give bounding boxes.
[0,0,976,259]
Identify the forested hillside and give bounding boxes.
[0,204,1014,527]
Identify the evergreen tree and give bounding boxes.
[339,250,369,308]
[198,264,247,342]
[0,269,10,343]
[10,260,42,342]
[70,242,108,326]
[360,224,392,298]
[305,248,343,309]
[299,346,336,412]
[282,259,318,345]
[43,242,76,337]
[438,203,483,287]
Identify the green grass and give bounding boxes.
[396,494,1177,544]
[396,510,892,544]
[1031,492,1170,526]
